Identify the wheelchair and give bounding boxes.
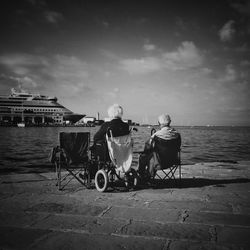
[91,128,138,192]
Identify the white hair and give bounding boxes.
[158,114,171,125]
[107,104,123,119]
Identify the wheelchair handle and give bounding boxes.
[151,128,156,135]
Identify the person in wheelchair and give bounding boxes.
[138,114,181,180]
[92,104,130,161]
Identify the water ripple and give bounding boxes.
[0,126,250,170]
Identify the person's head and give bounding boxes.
[107,104,123,119]
[158,114,171,127]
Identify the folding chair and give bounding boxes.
[55,132,91,190]
[151,136,181,182]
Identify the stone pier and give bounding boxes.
[0,161,250,249]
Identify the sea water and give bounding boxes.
[0,126,250,172]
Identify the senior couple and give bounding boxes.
[93,104,181,179]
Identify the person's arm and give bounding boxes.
[151,129,161,139]
[125,122,130,134]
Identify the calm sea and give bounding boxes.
[0,126,250,173]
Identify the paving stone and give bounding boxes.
[148,200,233,213]
[31,231,167,250]
[103,206,180,223]
[216,225,250,246]
[185,211,250,226]
[169,240,248,250]
[119,220,212,242]
[26,202,108,216]
[0,173,47,183]
[0,211,49,228]
[0,226,52,250]
[33,213,127,235]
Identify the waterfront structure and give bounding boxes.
[0,88,85,125]
[77,116,96,125]
[104,117,134,125]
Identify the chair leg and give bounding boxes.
[178,164,182,187]
[179,164,181,179]
[58,159,62,190]
[67,168,87,186]
[55,162,58,186]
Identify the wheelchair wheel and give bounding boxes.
[95,169,109,192]
[125,169,138,190]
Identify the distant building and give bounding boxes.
[78,116,96,124]
[104,117,111,122]
[104,117,133,125]
[123,119,132,125]
[95,120,104,125]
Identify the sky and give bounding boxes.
[0,0,250,126]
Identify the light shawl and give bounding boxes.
[106,132,133,173]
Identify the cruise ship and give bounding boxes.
[0,88,85,125]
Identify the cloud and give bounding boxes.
[44,11,64,24]
[21,76,38,88]
[120,57,161,75]
[102,21,110,28]
[143,43,156,51]
[162,41,203,70]
[50,55,89,80]
[120,41,203,74]
[230,1,250,16]
[201,67,213,74]
[0,53,91,96]
[25,1,63,25]
[219,20,235,42]
[175,16,186,30]
[0,54,46,67]
[0,54,49,75]
[0,74,37,89]
[219,64,237,82]
[26,0,47,7]
[105,87,120,99]
[240,60,250,67]
[225,64,237,81]
[182,81,198,89]
[236,43,249,52]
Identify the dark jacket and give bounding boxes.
[93,118,130,144]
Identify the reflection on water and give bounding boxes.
[0,126,250,171]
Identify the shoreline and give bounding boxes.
[1,161,250,249]
[0,160,248,175]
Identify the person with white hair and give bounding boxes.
[138,114,181,180]
[151,114,179,140]
[92,104,130,160]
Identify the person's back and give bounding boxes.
[138,114,181,179]
[94,118,129,144]
[153,135,181,168]
[152,126,181,151]
[92,104,129,161]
